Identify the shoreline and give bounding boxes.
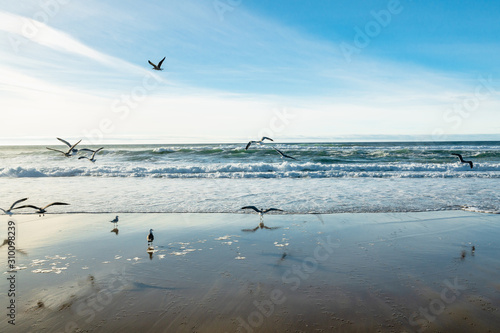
[1,210,500,332]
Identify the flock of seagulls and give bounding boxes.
[2,57,479,252]
[46,137,104,162]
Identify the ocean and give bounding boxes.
[1,141,499,214]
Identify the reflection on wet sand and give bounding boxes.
[242,221,280,232]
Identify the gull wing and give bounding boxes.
[148,60,156,68]
[158,57,166,68]
[91,147,104,159]
[57,137,72,148]
[69,139,82,152]
[245,141,253,150]
[42,202,70,209]
[261,137,273,142]
[9,198,28,210]
[13,204,40,211]
[46,147,66,155]
[263,208,283,213]
[273,147,296,160]
[241,206,261,213]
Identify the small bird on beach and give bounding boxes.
[15,202,69,217]
[110,216,119,226]
[272,146,296,160]
[147,229,154,246]
[47,139,82,157]
[0,198,28,215]
[451,153,473,169]
[78,147,104,163]
[245,137,273,150]
[148,57,165,71]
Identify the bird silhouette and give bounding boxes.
[0,198,28,215]
[79,147,104,163]
[148,57,165,70]
[451,153,473,169]
[46,140,82,157]
[245,137,273,150]
[15,202,69,216]
[272,146,296,160]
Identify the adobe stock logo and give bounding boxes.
[339,0,404,63]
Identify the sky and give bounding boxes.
[1,0,499,144]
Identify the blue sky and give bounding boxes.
[1,0,499,144]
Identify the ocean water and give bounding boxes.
[1,141,499,214]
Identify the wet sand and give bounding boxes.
[1,211,500,332]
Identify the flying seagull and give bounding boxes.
[241,206,283,221]
[56,138,90,154]
[147,229,154,246]
[273,147,296,160]
[78,147,104,163]
[245,137,273,150]
[46,139,82,157]
[148,57,165,71]
[242,206,283,228]
[15,202,70,216]
[0,198,28,215]
[451,153,473,169]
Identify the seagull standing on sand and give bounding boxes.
[0,198,28,215]
[46,140,82,157]
[148,57,165,71]
[110,216,119,226]
[451,153,473,169]
[79,147,104,163]
[272,146,296,160]
[245,137,273,150]
[15,202,69,217]
[147,229,154,246]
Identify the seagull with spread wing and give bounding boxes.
[15,202,70,216]
[148,57,165,71]
[78,147,104,163]
[46,139,81,157]
[0,198,28,215]
[245,137,273,150]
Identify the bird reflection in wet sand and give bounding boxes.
[1,238,27,255]
[242,221,280,232]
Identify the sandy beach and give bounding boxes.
[1,210,499,332]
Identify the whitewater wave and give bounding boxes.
[1,162,500,179]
